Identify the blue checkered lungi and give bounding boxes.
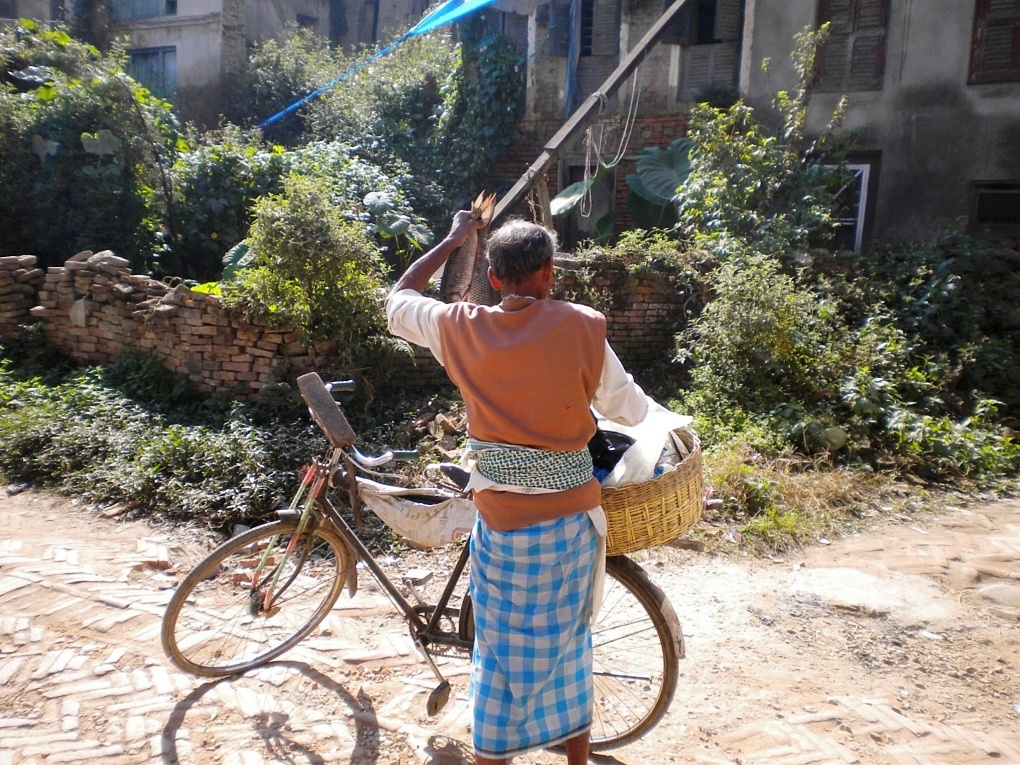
[469,511,597,759]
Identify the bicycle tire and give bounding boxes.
[162,520,351,677]
[589,555,683,750]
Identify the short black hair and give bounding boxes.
[486,220,556,283]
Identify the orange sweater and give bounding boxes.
[437,299,606,531]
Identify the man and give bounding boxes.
[386,211,647,764]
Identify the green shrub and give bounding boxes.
[231,24,339,146]
[307,22,524,214]
[0,22,180,268]
[675,27,849,258]
[677,253,845,412]
[0,360,320,527]
[166,128,288,280]
[224,174,392,367]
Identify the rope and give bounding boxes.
[578,64,642,219]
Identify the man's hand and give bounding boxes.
[447,209,486,248]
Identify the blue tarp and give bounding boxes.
[259,0,500,128]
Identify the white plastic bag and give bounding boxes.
[595,396,693,488]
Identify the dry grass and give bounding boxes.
[688,443,915,556]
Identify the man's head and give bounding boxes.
[486,220,556,283]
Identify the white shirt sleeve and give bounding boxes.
[385,288,447,366]
[592,341,648,426]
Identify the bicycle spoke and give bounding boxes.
[162,522,349,676]
[588,557,680,749]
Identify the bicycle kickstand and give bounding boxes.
[413,637,452,716]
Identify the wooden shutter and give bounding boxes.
[855,0,887,29]
[819,0,854,34]
[970,0,1020,83]
[816,0,887,91]
[547,0,573,57]
[590,0,621,56]
[661,0,697,46]
[713,0,743,42]
[680,41,738,100]
[848,33,885,88]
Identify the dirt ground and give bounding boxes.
[1,489,1019,764]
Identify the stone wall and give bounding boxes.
[23,250,334,395]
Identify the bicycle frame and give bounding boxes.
[271,442,474,707]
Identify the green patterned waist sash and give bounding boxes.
[466,439,593,492]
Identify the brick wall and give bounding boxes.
[22,250,334,395]
[1,249,684,394]
[0,256,44,337]
[554,253,687,369]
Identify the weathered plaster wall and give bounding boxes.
[742,0,1020,243]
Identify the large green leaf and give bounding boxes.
[550,166,608,217]
[626,137,696,205]
[551,178,596,217]
[221,241,254,281]
[627,192,678,232]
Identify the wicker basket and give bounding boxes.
[601,427,703,556]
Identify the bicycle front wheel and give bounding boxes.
[162,520,351,677]
[589,555,683,750]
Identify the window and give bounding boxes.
[548,0,620,58]
[815,0,888,92]
[296,14,318,28]
[112,0,176,21]
[972,182,1020,228]
[547,0,621,111]
[666,0,744,101]
[499,11,529,56]
[357,0,378,44]
[128,47,176,98]
[970,0,1020,84]
[828,163,872,254]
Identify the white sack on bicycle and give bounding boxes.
[358,478,476,548]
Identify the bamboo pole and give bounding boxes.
[491,0,697,225]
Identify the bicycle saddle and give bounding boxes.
[436,463,470,490]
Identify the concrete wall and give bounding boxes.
[742,0,1020,243]
[245,0,332,41]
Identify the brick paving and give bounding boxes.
[0,492,483,764]
[3,490,1020,765]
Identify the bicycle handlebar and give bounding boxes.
[390,449,421,461]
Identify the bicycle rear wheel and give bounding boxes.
[589,555,683,750]
[162,520,350,677]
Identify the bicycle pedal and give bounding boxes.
[403,568,434,586]
[427,681,451,716]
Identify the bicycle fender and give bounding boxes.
[345,547,359,598]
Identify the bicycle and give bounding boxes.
[161,372,685,751]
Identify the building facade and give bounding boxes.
[493,0,1019,247]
